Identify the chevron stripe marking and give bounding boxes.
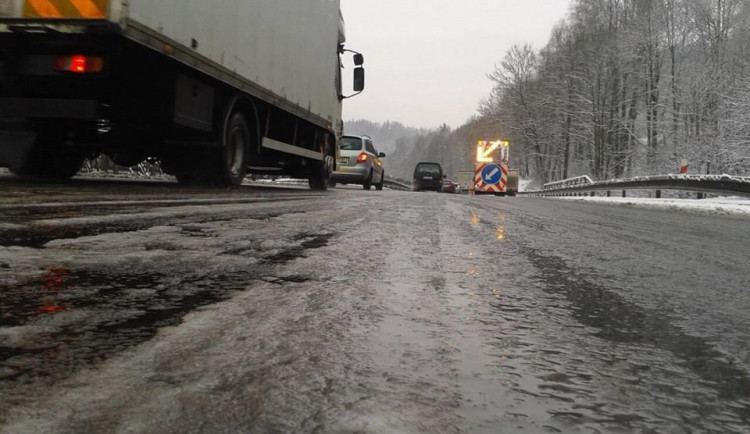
[24,0,106,18]
[69,0,105,17]
[25,0,62,17]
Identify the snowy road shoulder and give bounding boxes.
[553,196,750,219]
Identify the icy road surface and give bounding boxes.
[1,180,750,433]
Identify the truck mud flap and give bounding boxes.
[0,129,37,168]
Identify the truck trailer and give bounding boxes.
[0,0,364,188]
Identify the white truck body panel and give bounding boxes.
[0,0,344,130]
[0,1,22,16]
[124,0,343,129]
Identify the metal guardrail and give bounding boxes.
[383,179,412,191]
[522,174,750,199]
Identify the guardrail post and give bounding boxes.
[656,190,661,199]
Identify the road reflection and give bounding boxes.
[496,226,506,241]
[470,211,480,226]
[38,267,70,315]
[496,213,507,242]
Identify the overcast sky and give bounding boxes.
[340,0,572,129]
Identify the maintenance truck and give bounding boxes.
[0,0,364,188]
[471,140,518,196]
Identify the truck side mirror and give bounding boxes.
[354,53,364,66]
[353,67,365,92]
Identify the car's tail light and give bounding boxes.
[54,55,104,73]
[356,152,369,164]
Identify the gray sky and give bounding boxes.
[340,0,572,129]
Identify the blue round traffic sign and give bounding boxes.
[480,164,503,185]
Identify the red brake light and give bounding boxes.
[356,152,369,164]
[54,55,104,73]
[71,55,86,72]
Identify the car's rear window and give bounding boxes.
[415,164,441,176]
[340,137,363,151]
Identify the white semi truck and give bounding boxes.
[0,0,364,188]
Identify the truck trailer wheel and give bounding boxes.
[47,151,85,179]
[219,112,250,187]
[308,155,332,190]
[10,133,84,180]
[174,111,250,187]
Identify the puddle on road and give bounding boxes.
[0,267,251,382]
[0,223,154,248]
[0,211,307,249]
[0,230,336,384]
[263,233,334,264]
[522,246,750,423]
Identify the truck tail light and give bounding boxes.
[356,152,369,164]
[54,55,104,73]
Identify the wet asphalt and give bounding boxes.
[1,177,750,433]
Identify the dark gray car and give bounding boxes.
[412,162,443,192]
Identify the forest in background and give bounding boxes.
[348,0,750,186]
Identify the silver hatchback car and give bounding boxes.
[330,135,386,190]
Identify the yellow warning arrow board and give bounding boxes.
[476,140,508,163]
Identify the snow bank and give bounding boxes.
[556,196,750,218]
